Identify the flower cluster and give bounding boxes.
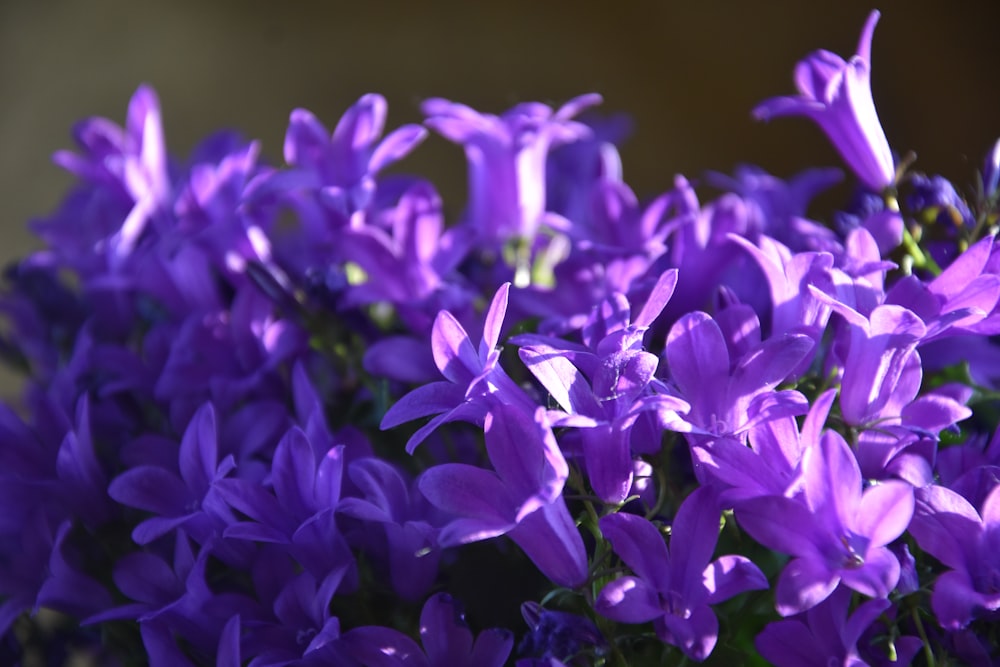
[2,9,1000,666]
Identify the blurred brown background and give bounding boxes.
[1,0,998,279]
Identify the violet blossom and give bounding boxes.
[754,10,895,192]
[595,488,767,661]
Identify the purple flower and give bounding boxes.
[340,182,471,321]
[754,11,895,192]
[108,403,235,546]
[380,282,534,453]
[736,427,914,616]
[692,389,838,506]
[595,488,768,661]
[729,234,834,373]
[755,586,919,667]
[275,93,427,238]
[422,94,601,279]
[517,271,689,502]
[885,232,1000,340]
[216,427,353,578]
[240,565,349,667]
[663,310,813,442]
[341,592,513,667]
[42,84,171,272]
[908,483,1000,629]
[337,457,442,602]
[86,532,243,657]
[908,174,974,230]
[811,298,927,428]
[418,403,587,588]
[707,165,843,252]
[518,601,604,664]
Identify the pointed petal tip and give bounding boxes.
[858,10,882,63]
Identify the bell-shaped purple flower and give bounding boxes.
[337,457,442,602]
[216,427,352,578]
[422,94,601,262]
[44,84,172,271]
[418,403,587,587]
[754,11,895,192]
[595,488,768,661]
[517,271,690,502]
[380,282,535,453]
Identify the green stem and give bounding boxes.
[910,607,935,667]
[901,226,942,276]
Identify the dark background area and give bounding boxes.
[1,1,998,295]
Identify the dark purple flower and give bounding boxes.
[595,488,768,661]
[754,11,895,191]
[707,165,843,251]
[340,181,471,320]
[418,403,587,588]
[108,403,235,546]
[240,565,348,667]
[662,186,763,319]
[337,457,442,602]
[518,601,604,664]
[755,586,917,667]
[545,110,630,229]
[341,592,513,667]
[729,234,834,372]
[86,532,248,658]
[217,427,353,578]
[908,174,974,229]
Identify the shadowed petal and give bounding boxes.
[775,557,839,616]
[669,487,722,602]
[419,464,511,525]
[704,555,769,604]
[419,593,474,663]
[599,513,670,592]
[657,604,719,662]
[595,576,663,623]
[509,499,588,587]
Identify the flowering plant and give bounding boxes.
[2,9,999,666]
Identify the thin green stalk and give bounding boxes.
[910,607,935,667]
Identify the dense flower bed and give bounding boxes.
[2,9,999,666]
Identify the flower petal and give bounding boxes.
[595,576,663,624]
